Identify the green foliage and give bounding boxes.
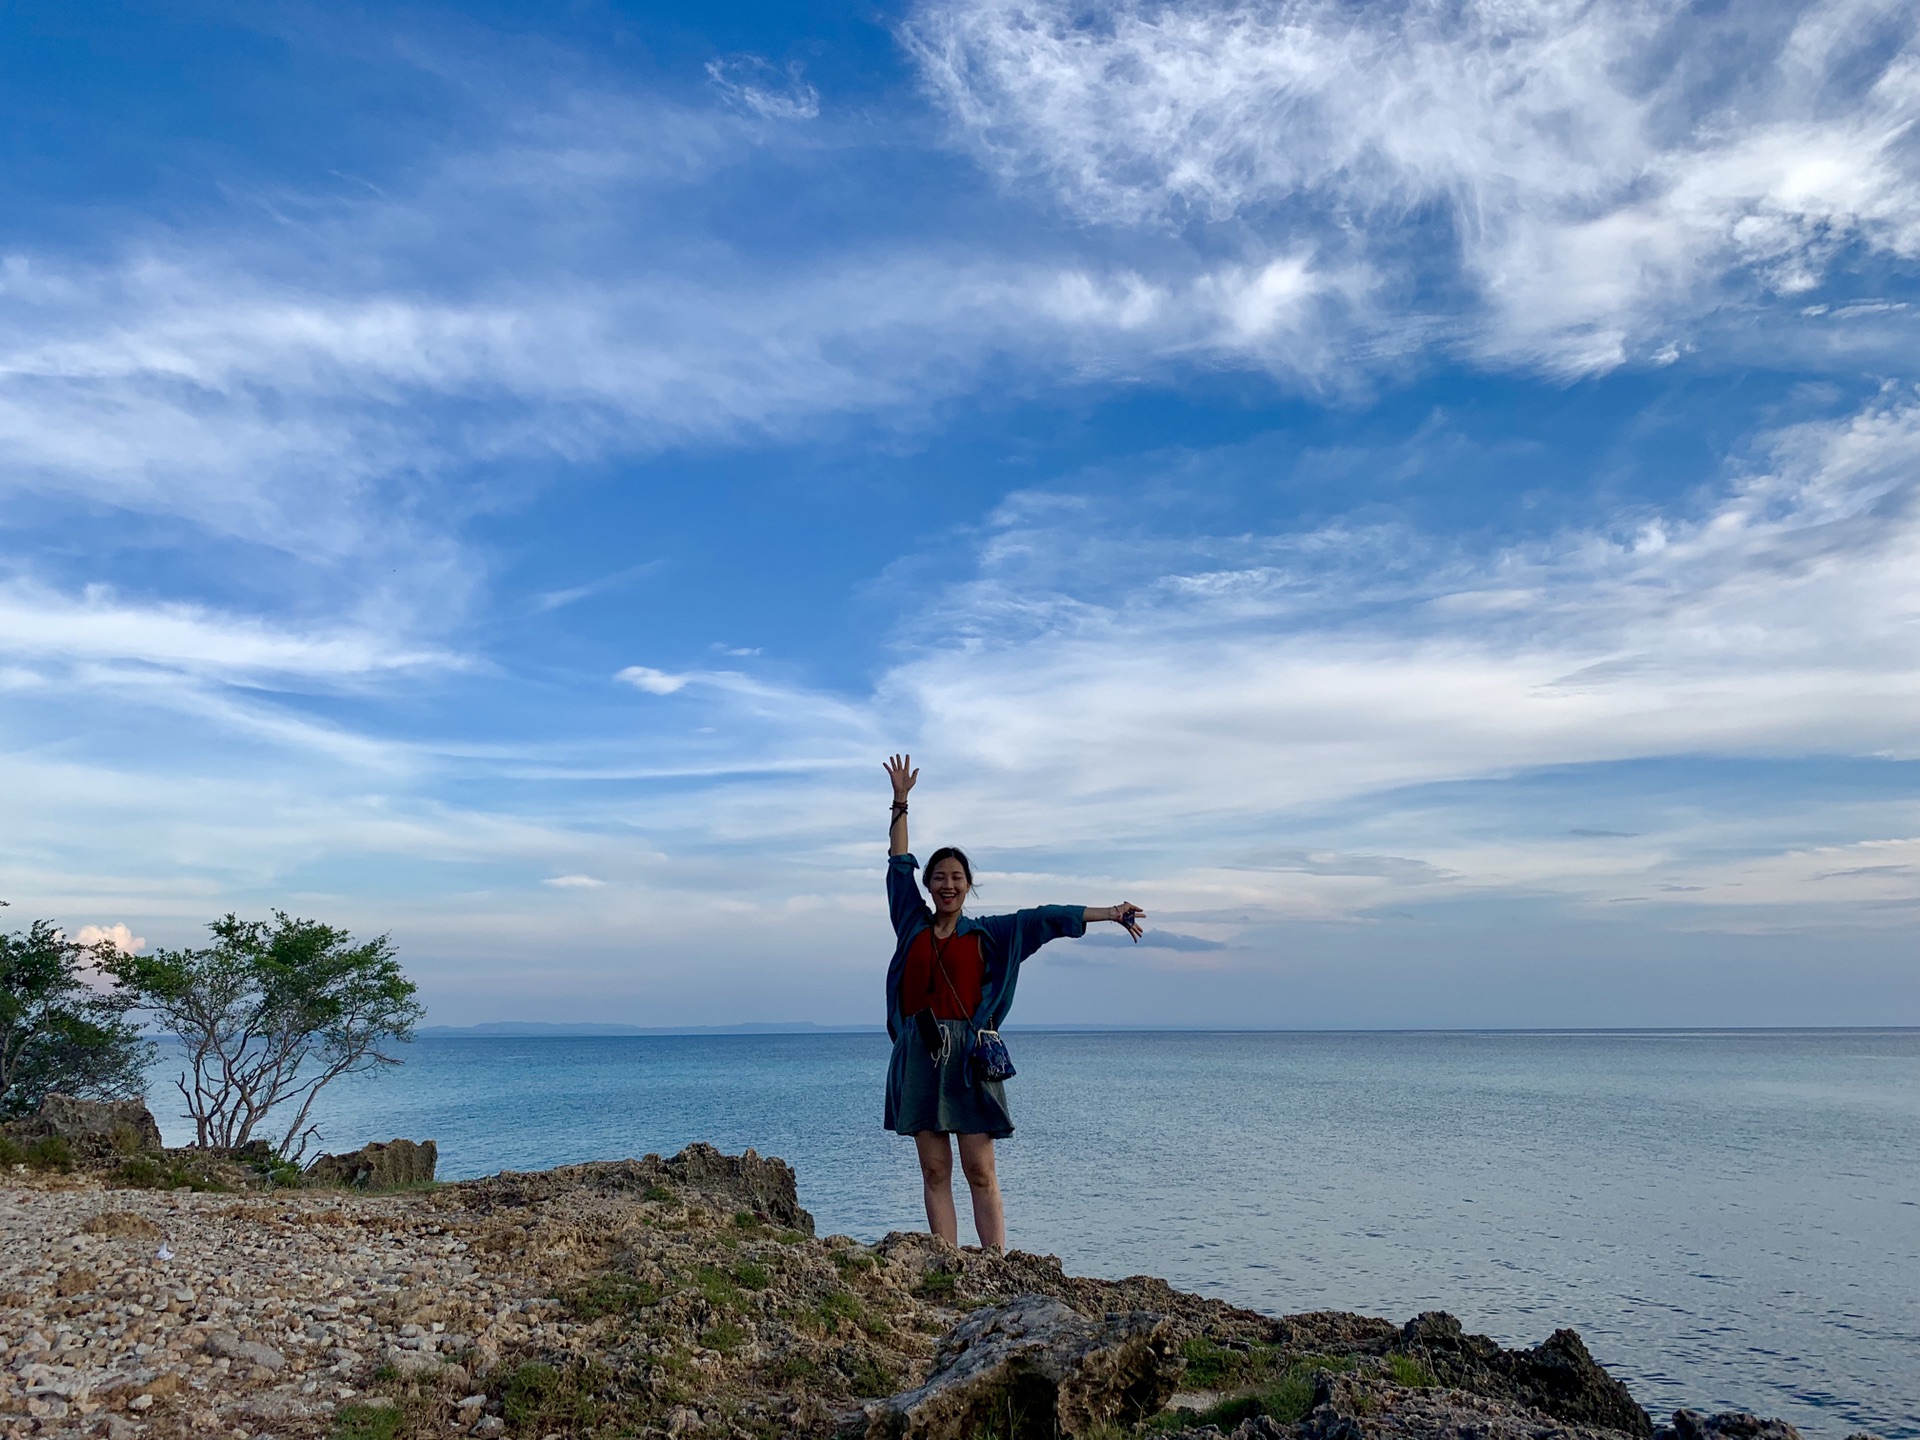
[0,1134,74,1171]
[912,1268,958,1301]
[1386,1353,1438,1388]
[732,1210,764,1231]
[103,911,422,1156]
[1163,1352,1358,1432]
[502,1361,601,1433]
[112,1153,226,1190]
[702,1321,747,1353]
[694,1264,743,1309]
[1177,1338,1284,1389]
[732,1261,772,1290]
[0,911,153,1119]
[568,1275,665,1319]
[643,1185,675,1203]
[841,1350,897,1397]
[330,1402,406,1440]
[768,1354,821,1386]
[817,1288,865,1329]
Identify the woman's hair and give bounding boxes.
[923,846,977,892]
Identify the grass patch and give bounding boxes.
[644,1184,675,1203]
[111,1154,226,1191]
[732,1261,772,1290]
[702,1321,748,1353]
[1167,1353,1360,1431]
[733,1210,765,1232]
[329,1402,405,1440]
[695,1265,743,1309]
[831,1249,875,1273]
[841,1350,897,1397]
[1386,1353,1438,1388]
[0,1136,74,1172]
[502,1361,601,1434]
[1177,1337,1283,1389]
[567,1275,665,1320]
[817,1288,865,1330]
[912,1269,958,1301]
[768,1355,821,1386]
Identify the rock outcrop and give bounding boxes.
[861,1294,1183,1440]
[5,1094,163,1160]
[305,1137,438,1189]
[1397,1310,1652,1436]
[0,1144,1857,1440]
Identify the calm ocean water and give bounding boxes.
[146,1029,1919,1438]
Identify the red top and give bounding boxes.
[899,928,984,1020]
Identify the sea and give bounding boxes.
[145,1028,1919,1439]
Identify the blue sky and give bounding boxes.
[3,0,1917,1027]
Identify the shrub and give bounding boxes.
[702,1322,747,1353]
[0,911,151,1118]
[111,1154,226,1192]
[104,911,421,1159]
[0,1135,74,1172]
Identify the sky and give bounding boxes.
[1,0,1917,1028]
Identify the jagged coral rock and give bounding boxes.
[306,1136,438,1189]
[860,1294,1184,1440]
[1397,1309,1652,1436]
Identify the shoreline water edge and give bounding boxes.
[0,1105,1892,1440]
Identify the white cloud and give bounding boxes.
[907,0,1920,371]
[705,56,822,121]
[543,875,606,889]
[72,922,145,953]
[0,579,453,682]
[616,666,692,695]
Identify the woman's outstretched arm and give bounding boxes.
[884,753,918,857]
[1085,903,1145,941]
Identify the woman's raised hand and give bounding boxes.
[884,753,919,801]
[1109,903,1145,941]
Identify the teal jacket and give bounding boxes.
[885,852,1086,1040]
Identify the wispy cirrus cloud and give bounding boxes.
[906,0,1920,372]
[0,578,454,682]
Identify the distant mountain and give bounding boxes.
[414,1021,884,1037]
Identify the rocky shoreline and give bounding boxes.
[0,1125,1879,1440]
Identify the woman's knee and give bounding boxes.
[957,1144,997,1190]
[915,1136,954,1186]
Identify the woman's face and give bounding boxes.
[926,857,971,916]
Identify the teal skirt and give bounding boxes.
[885,1019,1013,1138]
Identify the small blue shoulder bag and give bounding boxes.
[969,1028,1016,1082]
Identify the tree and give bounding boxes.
[0,905,153,1119]
[104,911,422,1158]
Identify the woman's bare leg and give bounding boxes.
[956,1133,1005,1250]
[914,1131,958,1244]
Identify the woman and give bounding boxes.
[882,753,1144,1250]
